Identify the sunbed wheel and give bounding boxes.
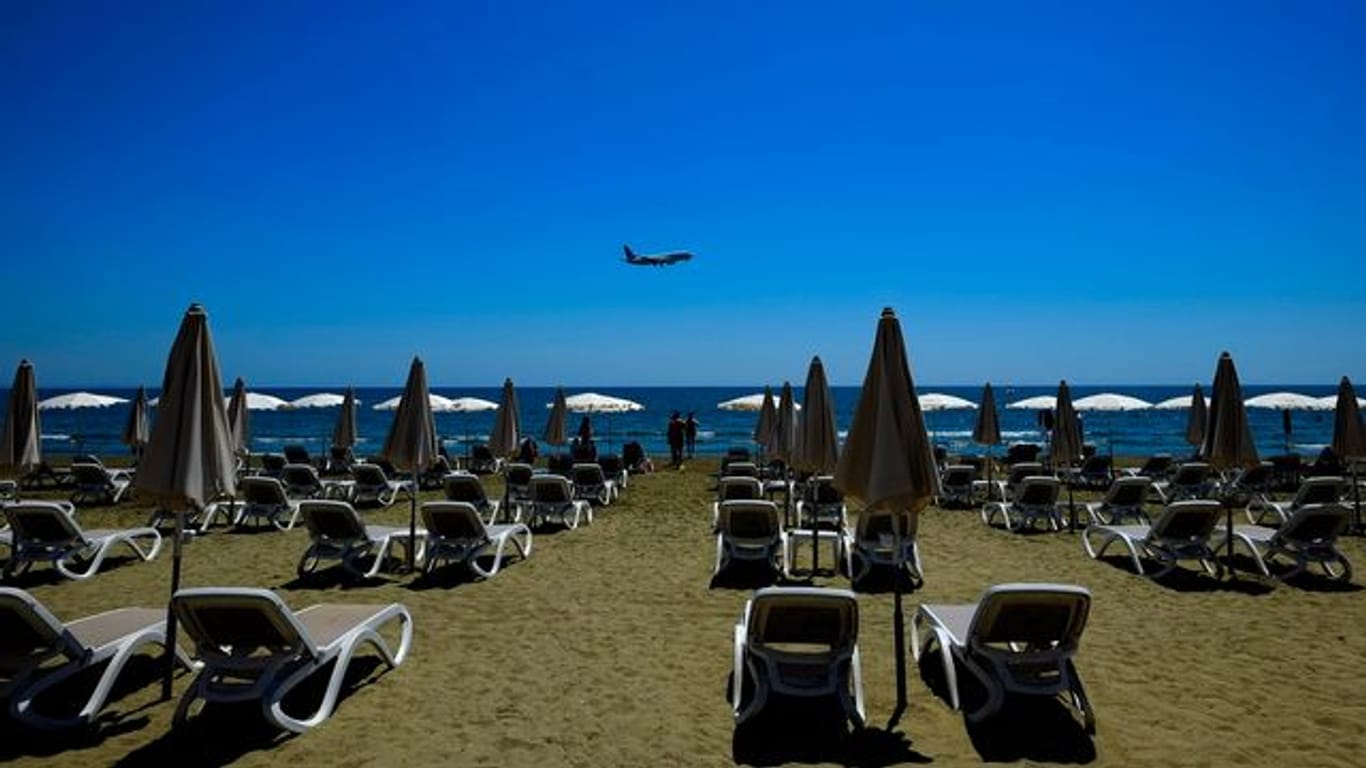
[1320,556,1352,582]
[297,551,322,578]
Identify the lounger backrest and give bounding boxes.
[725,462,759,479]
[1172,462,1210,485]
[1015,477,1061,506]
[1139,455,1173,476]
[1151,500,1223,541]
[748,587,857,653]
[351,463,388,486]
[242,476,289,507]
[4,503,84,547]
[172,587,316,660]
[968,583,1090,652]
[1278,503,1350,545]
[1006,462,1043,487]
[572,464,606,485]
[1105,477,1151,507]
[421,501,486,541]
[807,476,843,504]
[283,445,311,465]
[443,473,489,505]
[598,455,624,475]
[504,464,534,486]
[0,587,75,659]
[1292,477,1345,508]
[718,476,763,502]
[530,475,573,503]
[70,463,110,487]
[941,465,976,488]
[717,501,780,539]
[281,464,321,495]
[260,454,287,474]
[855,508,918,542]
[1080,456,1111,475]
[1234,463,1273,489]
[299,500,366,541]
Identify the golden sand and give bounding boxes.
[3,461,1365,767]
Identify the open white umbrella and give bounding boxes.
[564,392,642,451]
[1072,393,1151,411]
[134,304,237,697]
[445,396,499,455]
[833,308,939,721]
[290,392,346,409]
[1318,394,1366,409]
[1,360,42,476]
[1244,392,1332,411]
[1154,394,1211,410]
[381,357,438,570]
[372,393,454,412]
[1006,395,1056,410]
[37,391,129,453]
[221,392,289,411]
[917,393,977,411]
[718,393,803,412]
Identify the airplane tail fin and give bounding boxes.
[623,244,636,261]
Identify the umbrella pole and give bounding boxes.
[890,506,908,722]
[162,508,185,700]
[1067,460,1077,532]
[1352,462,1361,535]
[409,468,419,571]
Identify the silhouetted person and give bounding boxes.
[684,412,698,458]
[667,411,685,468]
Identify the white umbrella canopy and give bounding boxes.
[917,393,976,411]
[372,393,454,412]
[563,392,644,413]
[1154,395,1211,410]
[1244,392,1334,411]
[37,391,129,410]
[1006,395,1056,410]
[1318,394,1366,409]
[447,397,498,413]
[1072,393,1152,411]
[215,392,289,411]
[718,393,803,412]
[289,392,346,409]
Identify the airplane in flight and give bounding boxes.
[622,244,693,267]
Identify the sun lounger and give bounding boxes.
[1082,500,1224,578]
[67,462,132,506]
[0,587,195,729]
[296,500,422,580]
[713,476,765,528]
[1120,454,1173,481]
[842,508,922,586]
[171,586,413,732]
[571,463,619,506]
[1246,476,1345,526]
[419,501,532,578]
[281,463,326,500]
[1152,462,1214,504]
[1213,503,1353,582]
[1083,476,1153,526]
[795,476,848,530]
[912,582,1094,732]
[3,501,162,581]
[229,476,302,531]
[713,500,784,579]
[349,462,412,508]
[981,476,1063,532]
[467,444,502,475]
[1067,455,1113,491]
[258,453,287,479]
[979,462,1044,503]
[441,472,502,525]
[526,475,592,530]
[730,586,864,729]
[938,465,979,509]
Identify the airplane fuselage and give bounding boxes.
[623,244,693,266]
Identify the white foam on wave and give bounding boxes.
[40,433,71,441]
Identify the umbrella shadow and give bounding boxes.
[0,655,175,759]
[709,561,782,591]
[110,656,387,767]
[730,694,929,766]
[916,653,1096,763]
[848,568,924,595]
[278,567,397,592]
[1087,554,1231,592]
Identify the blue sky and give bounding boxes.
[3,1,1363,387]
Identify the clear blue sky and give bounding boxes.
[3,1,1363,388]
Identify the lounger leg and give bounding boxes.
[1066,658,1096,735]
[731,623,747,720]
[843,646,866,730]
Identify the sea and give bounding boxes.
[2,385,1343,463]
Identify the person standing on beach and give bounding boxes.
[667,411,685,468]
[684,412,698,458]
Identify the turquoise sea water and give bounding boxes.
[3,385,1343,463]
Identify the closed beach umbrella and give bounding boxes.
[1,360,42,476]
[833,308,939,720]
[134,304,237,696]
[772,382,799,465]
[543,387,568,448]
[381,357,438,570]
[973,382,1002,490]
[1052,380,1083,531]
[753,386,777,459]
[1201,351,1259,575]
[489,378,520,458]
[121,385,150,459]
[226,378,250,459]
[1186,384,1208,451]
[1330,376,1365,531]
[794,357,839,575]
[332,386,359,450]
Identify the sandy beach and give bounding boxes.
[3,458,1365,767]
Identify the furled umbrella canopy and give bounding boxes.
[1051,380,1083,531]
[121,385,151,454]
[972,382,1001,447]
[543,387,568,447]
[832,308,938,720]
[753,386,777,454]
[381,357,438,570]
[1186,383,1208,449]
[226,378,250,458]
[1201,352,1259,577]
[489,378,521,457]
[332,386,359,450]
[133,304,237,696]
[793,358,839,475]
[771,382,799,464]
[1332,376,1366,532]
[1,359,42,475]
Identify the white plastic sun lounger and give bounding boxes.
[1083,476,1153,526]
[296,500,423,580]
[712,476,764,529]
[526,475,592,530]
[713,500,784,578]
[0,587,195,730]
[1082,500,1224,578]
[842,508,922,586]
[441,472,502,525]
[1246,476,1345,526]
[419,501,532,578]
[1213,502,1353,583]
[981,476,1063,532]
[171,586,413,733]
[3,501,162,581]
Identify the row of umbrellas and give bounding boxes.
[728,390,1360,414]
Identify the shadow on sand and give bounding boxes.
[730,696,930,767]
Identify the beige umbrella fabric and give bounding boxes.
[543,387,568,447]
[1330,376,1365,531]
[832,307,938,719]
[489,378,521,458]
[1051,380,1083,531]
[772,382,799,464]
[753,386,777,457]
[121,385,150,457]
[793,356,839,575]
[1186,383,1208,450]
[133,304,237,696]
[1,359,42,476]
[332,386,359,450]
[973,382,1002,492]
[381,357,438,570]
[226,378,250,459]
[1200,351,1259,576]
